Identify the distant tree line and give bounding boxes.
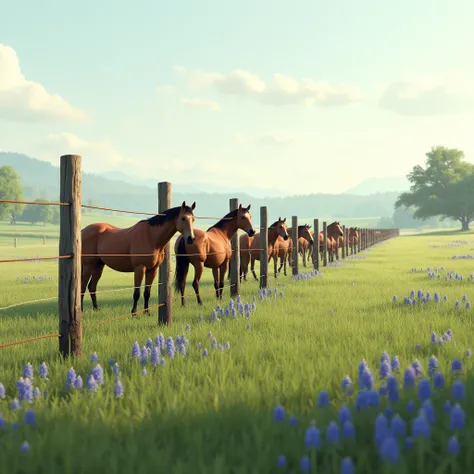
[0,165,101,225]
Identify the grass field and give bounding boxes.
[1,228,474,473]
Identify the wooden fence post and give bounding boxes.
[358,228,362,253]
[342,225,346,259]
[323,221,328,267]
[43,236,46,245]
[260,206,268,289]
[292,216,298,275]
[158,182,172,326]
[58,154,82,358]
[13,237,17,248]
[229,198,240,298]
[313,218,319,271]
[345,227,349,257]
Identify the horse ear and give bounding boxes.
[191,202,196,210]
[278,216,281,221]
[308,225,312,229]
[283,217,286,223]
[247,204,251,211]
[238,203,242,211]
[181,201,186,209]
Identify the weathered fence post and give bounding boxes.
[260,206,268,289]
[357,228,361,253]
[292,216,298,275]
[345,227,349,257]
[313,218,319,271]
[43,236,46,245]
[58,154,82,358]
[13,237,17,248]
[342,225,346,259]
[158,182,172,326]
[323,221,328,267]
[229,198,240,297]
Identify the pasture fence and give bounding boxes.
[0,155,399,357]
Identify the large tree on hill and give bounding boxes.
[0,165,24,224]
[396,146,474,231]
[19,197,54,225]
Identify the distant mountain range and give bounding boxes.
[0,152,406,222]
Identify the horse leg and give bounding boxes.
[272,253,278,278]
[218,261,228,299]
[81,264,93,311]
[192,262,204,305]
[302,248,307,267]
[251,255,258,281]
[143,267,157,315]
[212,267,220,299]
[87,261,105,311]
[131,265,145,316]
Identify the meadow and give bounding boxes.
[1,224,474,473]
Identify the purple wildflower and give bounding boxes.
[305,426,321,449]
[412,414,430,439]
[91,364,104,384]
[166,337,175,358]
[317,390,330,408]
[448,436,460,455]
[276,456,287,468]
[20,441,30,453]
[0,383,5,399]
[340,457,355,474]
[74,376,83,389]
[114,378,124,397]
[379,436,399,464]
[326,421,340,444]
[403,367,416,389]
[86,375,98,393]
[90,352,99,363]
[274,406,285,422]
[417,378,431,401]
[39,362,48,379]
[433,372,445,389]
[132,341,140,358]
[23,363,33,380]
[452,380,465,401]
[24,409,36,426]
[450,404,465,431]
[65,368,77,392]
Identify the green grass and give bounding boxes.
[1,230,474,473]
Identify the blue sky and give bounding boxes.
[1,0,474,195]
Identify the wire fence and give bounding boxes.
[0,194,399,352]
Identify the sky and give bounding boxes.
[1,0,474,195]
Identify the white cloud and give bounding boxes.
[156,84,176,96]
[0,44,86,122]
[379,72,474,116]
[174,66,363,107]
[28,133,132,173]
[258,131,296,145]
[180,97,221,111]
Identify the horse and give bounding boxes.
[240,217,289,281]
[174,204,255,306]
[274,224,314,274]
[81,201,196,315]
[349,227,359,253]
[318,221,344,262]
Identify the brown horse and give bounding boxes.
[81,201,196,315]
[240,217,289,281]
[317,221,344,262]
[174,204,255,306]
[275,224,314,274]
[349,227,359,253]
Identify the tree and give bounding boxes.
[19,198,54,225]
[396,146,474,231]
[376,216,393,228]
[0,166,24,224]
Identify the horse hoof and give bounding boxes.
[93,306,100,312]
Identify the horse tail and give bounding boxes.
[174,236,189,294]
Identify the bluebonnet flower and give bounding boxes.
[202,349,209,356]
[340,458,354,474]
[412,360,423,377]
[145,338,153,349]
[421,400,435,424]
[452,380,465,401]
[211,338,218,349]
[379,361,392,379]
[274,406,285,421]
[412,414,430,439]
[0,414,7,429]
[417,378,431,401]
[24,409,36,426]
[375,413,389,447]
[113,363,120,376]
[444,401,452,413]
[10,399,20,410]
[391,356,400,372]
[151,347,160,366]
[379,436,399,464]
[379,385,387,396]
[406,401,416,413]
[448,436,460,455]
[39,362,48,379]
[300,456,311,472]
[141,369,148,376]
[289,415,297,426]
[90,352,99,363]
[155,333,165,351]
[166,337,175,358]
[0,383,5,399]
[403,367,416,389]
[140,347,148,365]
[132,342,140,358]
[276,456,286,468]
[339,405,351,424]
[326,421,339,444]
[390,414,406,437]
[317,391,330,408]
[16,378,33,403]
[404,436,414,449]
[108,358,115,366]
[91,365,104,384]
[368,390,380,407]
[341,376,353,395]
[342,421,355,438]
[387,376,400,403]
[23,363,33,380]
[380,352,390,364]
[86,375,98,393]
[355,391,368,411]
[114,378,124,397]
[450,404,465,431]
[305,426,321,449]
[20,441,30,453]
[434,372,445,389]
[466,349,472,357]
[467,302,471,310]
[428,356,438,376]
[224,341,230,350]
[385,407,394,419]
[451,359,462,375]
[74,376,83,389]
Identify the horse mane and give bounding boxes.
[144,206,194,226]
[207,209,238,231]
[270,220,281,228]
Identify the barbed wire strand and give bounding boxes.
[0,199,69,206]
[0,333,61,349]
[0,255,71,264]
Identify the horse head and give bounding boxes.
[237,204,255,237]
[177,201,196,244]
[299,224,314,244]
[277,217,289,241]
